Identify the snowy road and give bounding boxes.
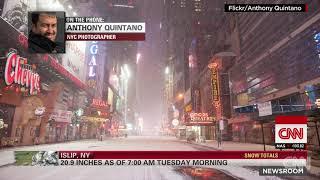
[0,136,285,180]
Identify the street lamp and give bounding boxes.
[165,66,169,74]
[136,53,141,64]
[124,64,130,78]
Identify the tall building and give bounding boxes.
[107,0,140,128]
[162,0,238,139]
[161,0,193,128]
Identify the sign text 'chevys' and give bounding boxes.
[4,50,40,95]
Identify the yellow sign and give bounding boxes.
[186,112,215,125]
[81,116,107,122]
[211,67,220,102]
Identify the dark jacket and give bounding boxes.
[28,31,65,53]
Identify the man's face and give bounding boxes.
[32,14,57,42]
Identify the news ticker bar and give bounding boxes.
[15,151,308,168]
[58,151,307,159]
[225,4,307,12]
[57,159,306,167]
[57,151,307,166]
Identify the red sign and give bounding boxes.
[275,116,307,144]
[91,99,109,108]
[4,49,40,95]
[100,112,108,116]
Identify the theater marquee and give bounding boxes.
[186,113,215,126]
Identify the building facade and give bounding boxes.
[0,0,90,147]
[229,0,320,148]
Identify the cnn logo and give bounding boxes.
[275,116,307,144]
[278,128,303,139]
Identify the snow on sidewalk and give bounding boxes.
[0,151,15,167]
[193,140,277,151]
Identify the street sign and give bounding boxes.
[219,120,224,130]
[258,101,272,116]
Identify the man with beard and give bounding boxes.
[28,12,65,53]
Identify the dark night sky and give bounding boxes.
[137,0,164,129]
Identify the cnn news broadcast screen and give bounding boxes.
[0,0,319,180]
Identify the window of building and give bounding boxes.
[244,21,320,100]
[180,0,186,7]
[271,93,304,113]
[237,93,249,106]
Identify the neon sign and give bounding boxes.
[91,99,109,108]
[188,113,215,124]
[4,49,40,95]
[88,41,98,78]
[210,63,220,102]
[87,41,98,88]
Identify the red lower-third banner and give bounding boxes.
[65,33,145,41]
[14,151,308,167]
[58,151,307,159]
